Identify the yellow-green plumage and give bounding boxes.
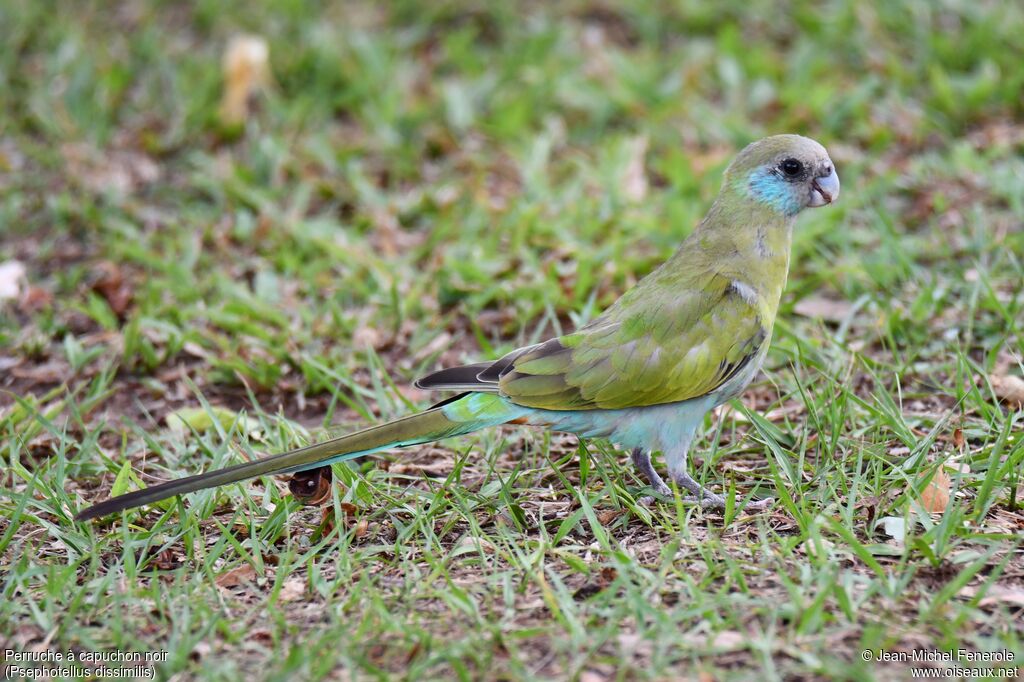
[76,134,839,521]
[498,136,827,411]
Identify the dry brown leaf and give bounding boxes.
[18,286,53,313]
[248,629,273,646]
[918,469,951,513]
[288,466,333,506]
[221,35,271,126]
[62,143,159,195]
[952,427,965,449]
[793,295,854,322]
[960,584,1024,607]
[143,549,181,572]
[990,374,1024,409]
[92,261,133,317]
[682,630,747,651]
[412,332,453,363]
[278,577,306,603]
[0,260,26,301]
[352,325,384,349]
[622,135,648,203]
[215,563,258,588]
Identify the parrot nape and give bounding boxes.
[76,134,839,522]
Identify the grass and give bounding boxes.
[2,0,1023,679]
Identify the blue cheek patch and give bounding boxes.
[746,167,803,216]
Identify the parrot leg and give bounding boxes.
[670,469,727,507]
[662,440,774,511]
[631,448,672,505]
[670,469,774,511]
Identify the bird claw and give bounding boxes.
[683,493,774,512]
[629,448,773,514]
[637,482,673,508]
[743,496,775,512]
[641,490,774,513]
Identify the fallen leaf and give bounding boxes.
[411,332,453,363]
[855,494,883,526]
[92,261,133,317]
[182,341,210,359]
[18,286,52,313]
[0,260,26,301]
[190,642,212,661]
[880,516,906,543]
[288,466,333,505]
[990,374,1024,409]
[918,468,951,513]
[573,582,606,600]
[248,629,273,646]
[62,143,159,196]
[960,584,1024,608]
[708,631,746,650]
[681,630,747,651]
[456,535,496,553]
[215,563,258,588]
[221,35,271,126]
[352,325,383,349]
[622,135,648,203]
[952,428,965,449]
[143,549,181,571]
[793,295,854,322]
[277,577,306,603]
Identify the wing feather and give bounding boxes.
[414,273,769,411]
[499,273,767,410]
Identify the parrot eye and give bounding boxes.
[780,158,804,177]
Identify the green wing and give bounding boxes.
[496,274,767,410]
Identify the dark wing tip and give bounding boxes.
[74,483,166,520]
[74,492,145,521]
[414,362,493,390]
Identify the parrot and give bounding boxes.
[75,134,839,522]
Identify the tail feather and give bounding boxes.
[75,393,527,521]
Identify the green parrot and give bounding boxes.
[76,134,839,521]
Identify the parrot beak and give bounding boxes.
[809,166,840,207]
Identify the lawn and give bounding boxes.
[2,1,1023,680]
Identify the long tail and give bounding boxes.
[75,393,528,521]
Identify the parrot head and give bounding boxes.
[727,135,839,216]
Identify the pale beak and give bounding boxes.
[808,166,840,207]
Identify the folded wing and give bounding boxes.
[415,274,766,411]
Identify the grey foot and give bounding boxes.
[678,494,775,511]
[630,449,772,512]
[641,492,774,511]
[672,470,774,512]
[631,448,672,501]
